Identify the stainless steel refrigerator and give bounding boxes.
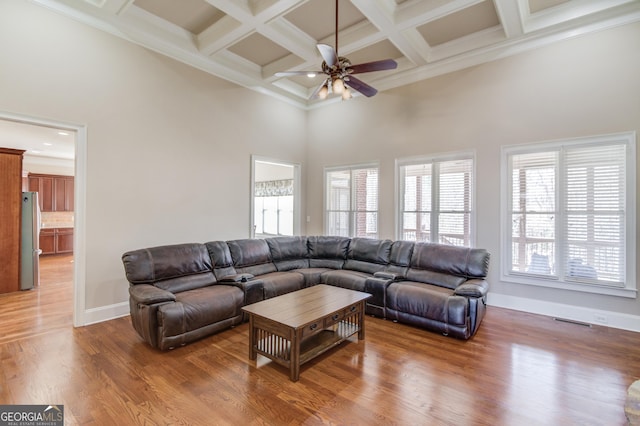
[21,191,42,290]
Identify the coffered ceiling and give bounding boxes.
[34,0,640,108]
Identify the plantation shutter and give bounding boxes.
[509,151,558,275]
[326,166,378,238]
[399,156,474,246]
[563,143,626,285]
[437,158,473,246]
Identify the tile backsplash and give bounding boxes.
[41,211,74,228]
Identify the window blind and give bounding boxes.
[563,144,626,284]
[506,138,631,289]
[398,156,473,246]
[326,166,379,238]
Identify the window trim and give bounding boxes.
[500,132,637,298]
[323,162,379,238]
[395,150,476,246]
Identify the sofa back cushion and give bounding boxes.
[307,236,350,269]
[122,243,216,293]
[343,238,392,274]
[227,238,277,276]
[386,240,415,276]
[406,242,490,289]
[204,241,237,279]
[266,236,310,271]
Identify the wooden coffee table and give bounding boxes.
[241,284,371,381]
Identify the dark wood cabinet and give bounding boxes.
[56,228,74,253]
[28,174,74,212]
[40,227,73,255]
[39,228,56,255]
[0,148,24,294]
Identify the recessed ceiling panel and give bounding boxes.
[528,0,571,14]
[285,0,367,41]
[133,0,225,34]
[346,40,402,66]
[228,33,293,67]
[288,74,325,89]
[417,1,500,47]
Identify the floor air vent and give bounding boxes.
[553,317,592,327]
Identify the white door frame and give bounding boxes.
[0,110,87,327]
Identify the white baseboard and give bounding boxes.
[82,301,130,326]
[487,293,640,333]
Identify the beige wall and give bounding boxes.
[0,1,306,312]
[306,22,640,320]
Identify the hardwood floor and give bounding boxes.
[1,259,638,425]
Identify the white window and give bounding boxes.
[325,164,378,238]
[397,153,474,246]
[502,132,636,297]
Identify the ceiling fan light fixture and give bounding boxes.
[332,77,345,94]
[342,87,352,101]
[318,83,329,100]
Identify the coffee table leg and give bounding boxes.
[358,301,365,340]
[290,331,301,381]
[248,315,257,360]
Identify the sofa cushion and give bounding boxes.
[385,240,414,277]
[159,285,244,335]
[408,243,490,289]
[320,269,370,292]
[293,268,333,286]
[266,236,310,271]
[205,240,237,279]
[227,239,277,276]
[386,281,468,326]
[260,271,305,298]
[122,243,216,293]
[343,238,391,274]
[308,236,349,269]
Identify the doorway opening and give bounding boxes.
[0,111,86,327]
[251,156,301,238]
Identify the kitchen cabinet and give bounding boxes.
[40,228,56,255]
[40,227,73,255]
[0,148,25,294]
[56,228,74,253]
[28,174,74,212]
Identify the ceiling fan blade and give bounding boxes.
[345,76,378,97]
[348,59,398,74]
[317,44,338,67]
[275,71,322,77]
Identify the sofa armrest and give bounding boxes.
[454,279,489,298]
[129,284,176,305]
[223,279,264,306]
[364,277,393,317]
[219,273,255,283]
[373,271,404,281]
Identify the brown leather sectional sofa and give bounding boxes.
[122,236,490,350]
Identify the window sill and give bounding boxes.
[502,273,637,298]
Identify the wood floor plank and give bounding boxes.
[1,254,639,425]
